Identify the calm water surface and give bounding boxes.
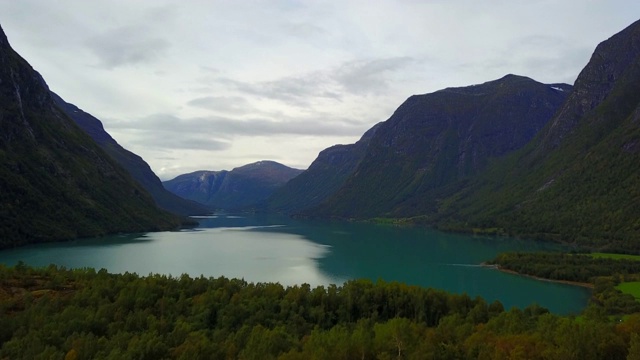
[0,214,590,314]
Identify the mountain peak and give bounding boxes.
[538,18,640,150]
[0,24,9,49]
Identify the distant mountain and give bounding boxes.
[266,123,381,213]
[164,161,302,210]
[51,93,208,216]
[307,74,571,219]
[435,19,640,252]
[0,24,182,248]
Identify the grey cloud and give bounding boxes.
[86,26,170,69]
[333,57,415,94]
[215,56,414,106]
[129,132,231,151]
[109,112,368,138]
[219,73,341,107]
[453,33,592,85]
[282,22,327,39]
[187,96,255,114]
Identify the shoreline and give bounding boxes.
[481,263,594,289]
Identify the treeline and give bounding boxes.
[490,252,640,315]
[1,264,640,359]
[489,252,640,283]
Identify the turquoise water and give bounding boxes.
[0,214,591,314]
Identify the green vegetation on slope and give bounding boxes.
[51,92,209,217]
[489,252,640,316]
[434,20,640,252]
[3,264,640,359]
[308,75,570,220]
[0,25,183,248]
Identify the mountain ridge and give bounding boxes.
[164,160,302,210]
[303,74,571,219]
[0,24,183,248]
[51,92,209,216]
[434,19,640,251]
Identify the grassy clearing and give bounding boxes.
[616,282,640,300]
[590,253,640,261]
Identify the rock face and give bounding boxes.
[51,93,208,216]
[0,24,182,248]
[436,19,640,251]
[307,75,571,219]
[265,123,381,214]
[164,161,303,210]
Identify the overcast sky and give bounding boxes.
[1,1,639,180]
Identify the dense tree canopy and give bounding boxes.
[1,264,640,359]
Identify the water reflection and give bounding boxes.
[0,213,590,314]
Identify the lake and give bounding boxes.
[0,213,590,314]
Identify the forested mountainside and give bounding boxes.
[164,161,302,210]
[51,93,208,216]
[306,74,570,219]
[433,19,640,252]
[0,24,182,248]
[265,123,381,214]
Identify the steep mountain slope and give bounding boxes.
[266,123,381,213]
[164,161,302,210]
[308,75,571,219]
[51,93,208,216]
[437,19,640,252]
[163,170,228,206]
[0,24,182,248]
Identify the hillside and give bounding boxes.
[164,161,302,210]
[307,75,571,219]
[51,93,208,216]
[266,123,381,214]
[436,19,640,252]
[0,24,182,248]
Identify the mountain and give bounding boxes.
[164,161,302,210]
[435,19,640,252]
[0,24,182,248]
[51,93,208,216]
[306,74,571,219]
[163,170,228,206]
[265,123,381,213]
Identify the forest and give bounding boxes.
[2,263,640,359]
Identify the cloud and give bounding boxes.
[108,112,370,141]
[85,26,170,69]
[281,22,327,39]
[218,73,341,107]
[333,57,415,94]
[212,56,415,108]
[187,96,255,114]
[126,131,231,151]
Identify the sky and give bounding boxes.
[1,1,639,180]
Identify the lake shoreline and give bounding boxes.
[481,263,594,289]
